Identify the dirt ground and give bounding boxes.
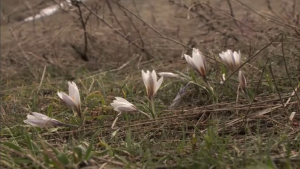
[1,1,300,168]
[0,0,298,82]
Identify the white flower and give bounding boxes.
[142,70,164,98]
[158,72,180,78]
[57,81,82,119]
[219,49,241,71]
[238,71,247,92]
[110,97,137,112]
[24,112,64,128]
[184,48,207,79]
[110,97,151,128]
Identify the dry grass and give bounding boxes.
[1,0,300,168]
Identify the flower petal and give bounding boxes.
[239,71,247,91]
[184,54,194,69]
[142,70,149,92]
[147,71,155,97]
[110,97,137,112]
[68,82,81,106]
[158,72,179,78]
[151,70,158,85]
[57,92,78,108]
[24,113,63,128]
[233,51,241,67]
[115,97,131,103]
[114,105,137,112]
[192,48,202,70]
[31,112,51,120]
[24,119,44,127]
[155,76,163,94]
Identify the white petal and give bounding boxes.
[158,72,179,78]
[151,70,157,84]
[233,51,241,67]
[68,82,81,106]
[24,113,63,128]
[26,114,39,121]
[57,91,64,99]
[219,52,225,60]
[115,105,136,112]
[24,119,43,127]
[239,71,247,89]
[155,76,164,94]
[111,97,136,112]
[184,54,196,70]
[57,92,78,108]
[198,50,206,73]
[110,102,130,108]
[115,97,131,103]
[192,48,202,70]
[31,112,51,120]
[141,70,149,90]
[227,49,233,56]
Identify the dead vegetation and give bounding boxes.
[1,0,300,168]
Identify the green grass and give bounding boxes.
[1,1,300,168]
[1,51,299,168]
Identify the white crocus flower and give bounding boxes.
[238,71,247,93]
[110,97,137,112]
[142,70,164,98]
[57,81,82,119]
[24,112,64,128]
[158,72,180,78]
[184,48,207,80]
[110,97,151,128]
[219,49,241,71]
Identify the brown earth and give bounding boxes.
[1,0,299,82]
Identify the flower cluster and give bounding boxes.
[24,47,248,129]
[24,81,82,128]
[218,49,247,93]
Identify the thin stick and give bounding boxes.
[243,58,269,122]
[80,2,156,59]
[268,64,287,115]
[2,146,48,169]
[74,2,89,61]
[280,34,300,102]
[110,0,191,48]
[226,0,243,33]
[284,86,299,107]
[236,86,240,114]
[38,66,47,92]
[105,0,126,35]
[137,110,152,119]
[9,27,38,79]
[111,112,122,129]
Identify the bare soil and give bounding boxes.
[1,0,298,81]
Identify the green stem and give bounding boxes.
[150,97,156,119]
[137,110,152,119]
[62,123,79,128]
